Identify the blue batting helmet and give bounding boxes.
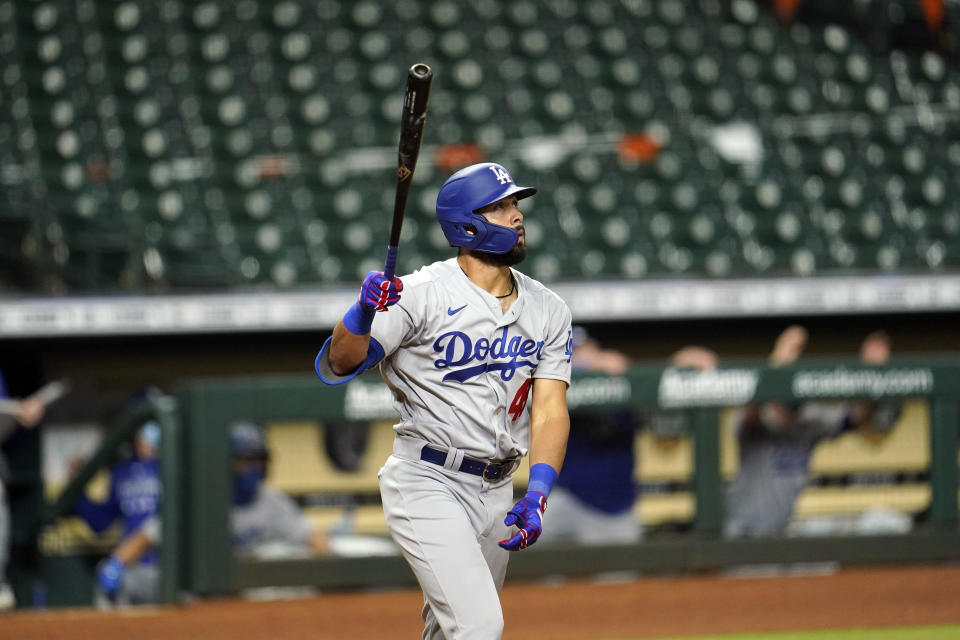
[230,421,267,459]
[436,162,537,254]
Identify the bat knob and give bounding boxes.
[410,63,432,79]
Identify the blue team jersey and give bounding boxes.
[76,457,161,564]
[556,409,637,514]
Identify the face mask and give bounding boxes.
[138,421,161,448]
[233,467,264,506]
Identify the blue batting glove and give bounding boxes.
[97,556,125,596]
[498,491,547,551]
[359,270,403,312]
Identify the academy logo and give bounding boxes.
[792,367,934,399]
[567,376,631,409]
[658,368,760,408]
[433,327,545,383]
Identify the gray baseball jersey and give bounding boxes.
[319,257,573,458]
[724,402,849,537]
[231,486,316,554]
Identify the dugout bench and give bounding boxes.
[264,397,934,538]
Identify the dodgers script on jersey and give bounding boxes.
[320,258,573,461]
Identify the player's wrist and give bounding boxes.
[526,462,558,498]
[343,301,376,335]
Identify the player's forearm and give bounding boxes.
[328,321,373,376]
[528,379,570,473]
[528,412,569,473]
[113,528,154,565]
[17,396,45,427]
[309,530,330,555]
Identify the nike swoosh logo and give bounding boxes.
[447,304,468,316]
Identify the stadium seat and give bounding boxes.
[1,0,958,291]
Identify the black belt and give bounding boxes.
[420,445,518,482]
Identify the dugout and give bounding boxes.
[7,345,960,608]
[168,356,960,599]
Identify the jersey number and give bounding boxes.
[508,378,532,422]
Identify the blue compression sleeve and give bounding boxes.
[342,301,375,335]
[526,462,558,497]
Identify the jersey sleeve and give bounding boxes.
[315,276,421,385]
[532,299,573,385]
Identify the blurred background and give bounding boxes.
[1,0,959,613]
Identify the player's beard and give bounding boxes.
[469,226,527,266]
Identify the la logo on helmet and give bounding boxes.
[489,165,512,185]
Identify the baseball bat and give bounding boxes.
[383,63,433,282]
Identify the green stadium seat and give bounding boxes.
[3,0,960,292]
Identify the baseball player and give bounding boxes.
[229,421,329,556]
[72,421,162,606]
[316,162,572,639]
[542,338,720,546]
[0,370,46,610]
[724,327,901,538]
[539,327,641,546]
